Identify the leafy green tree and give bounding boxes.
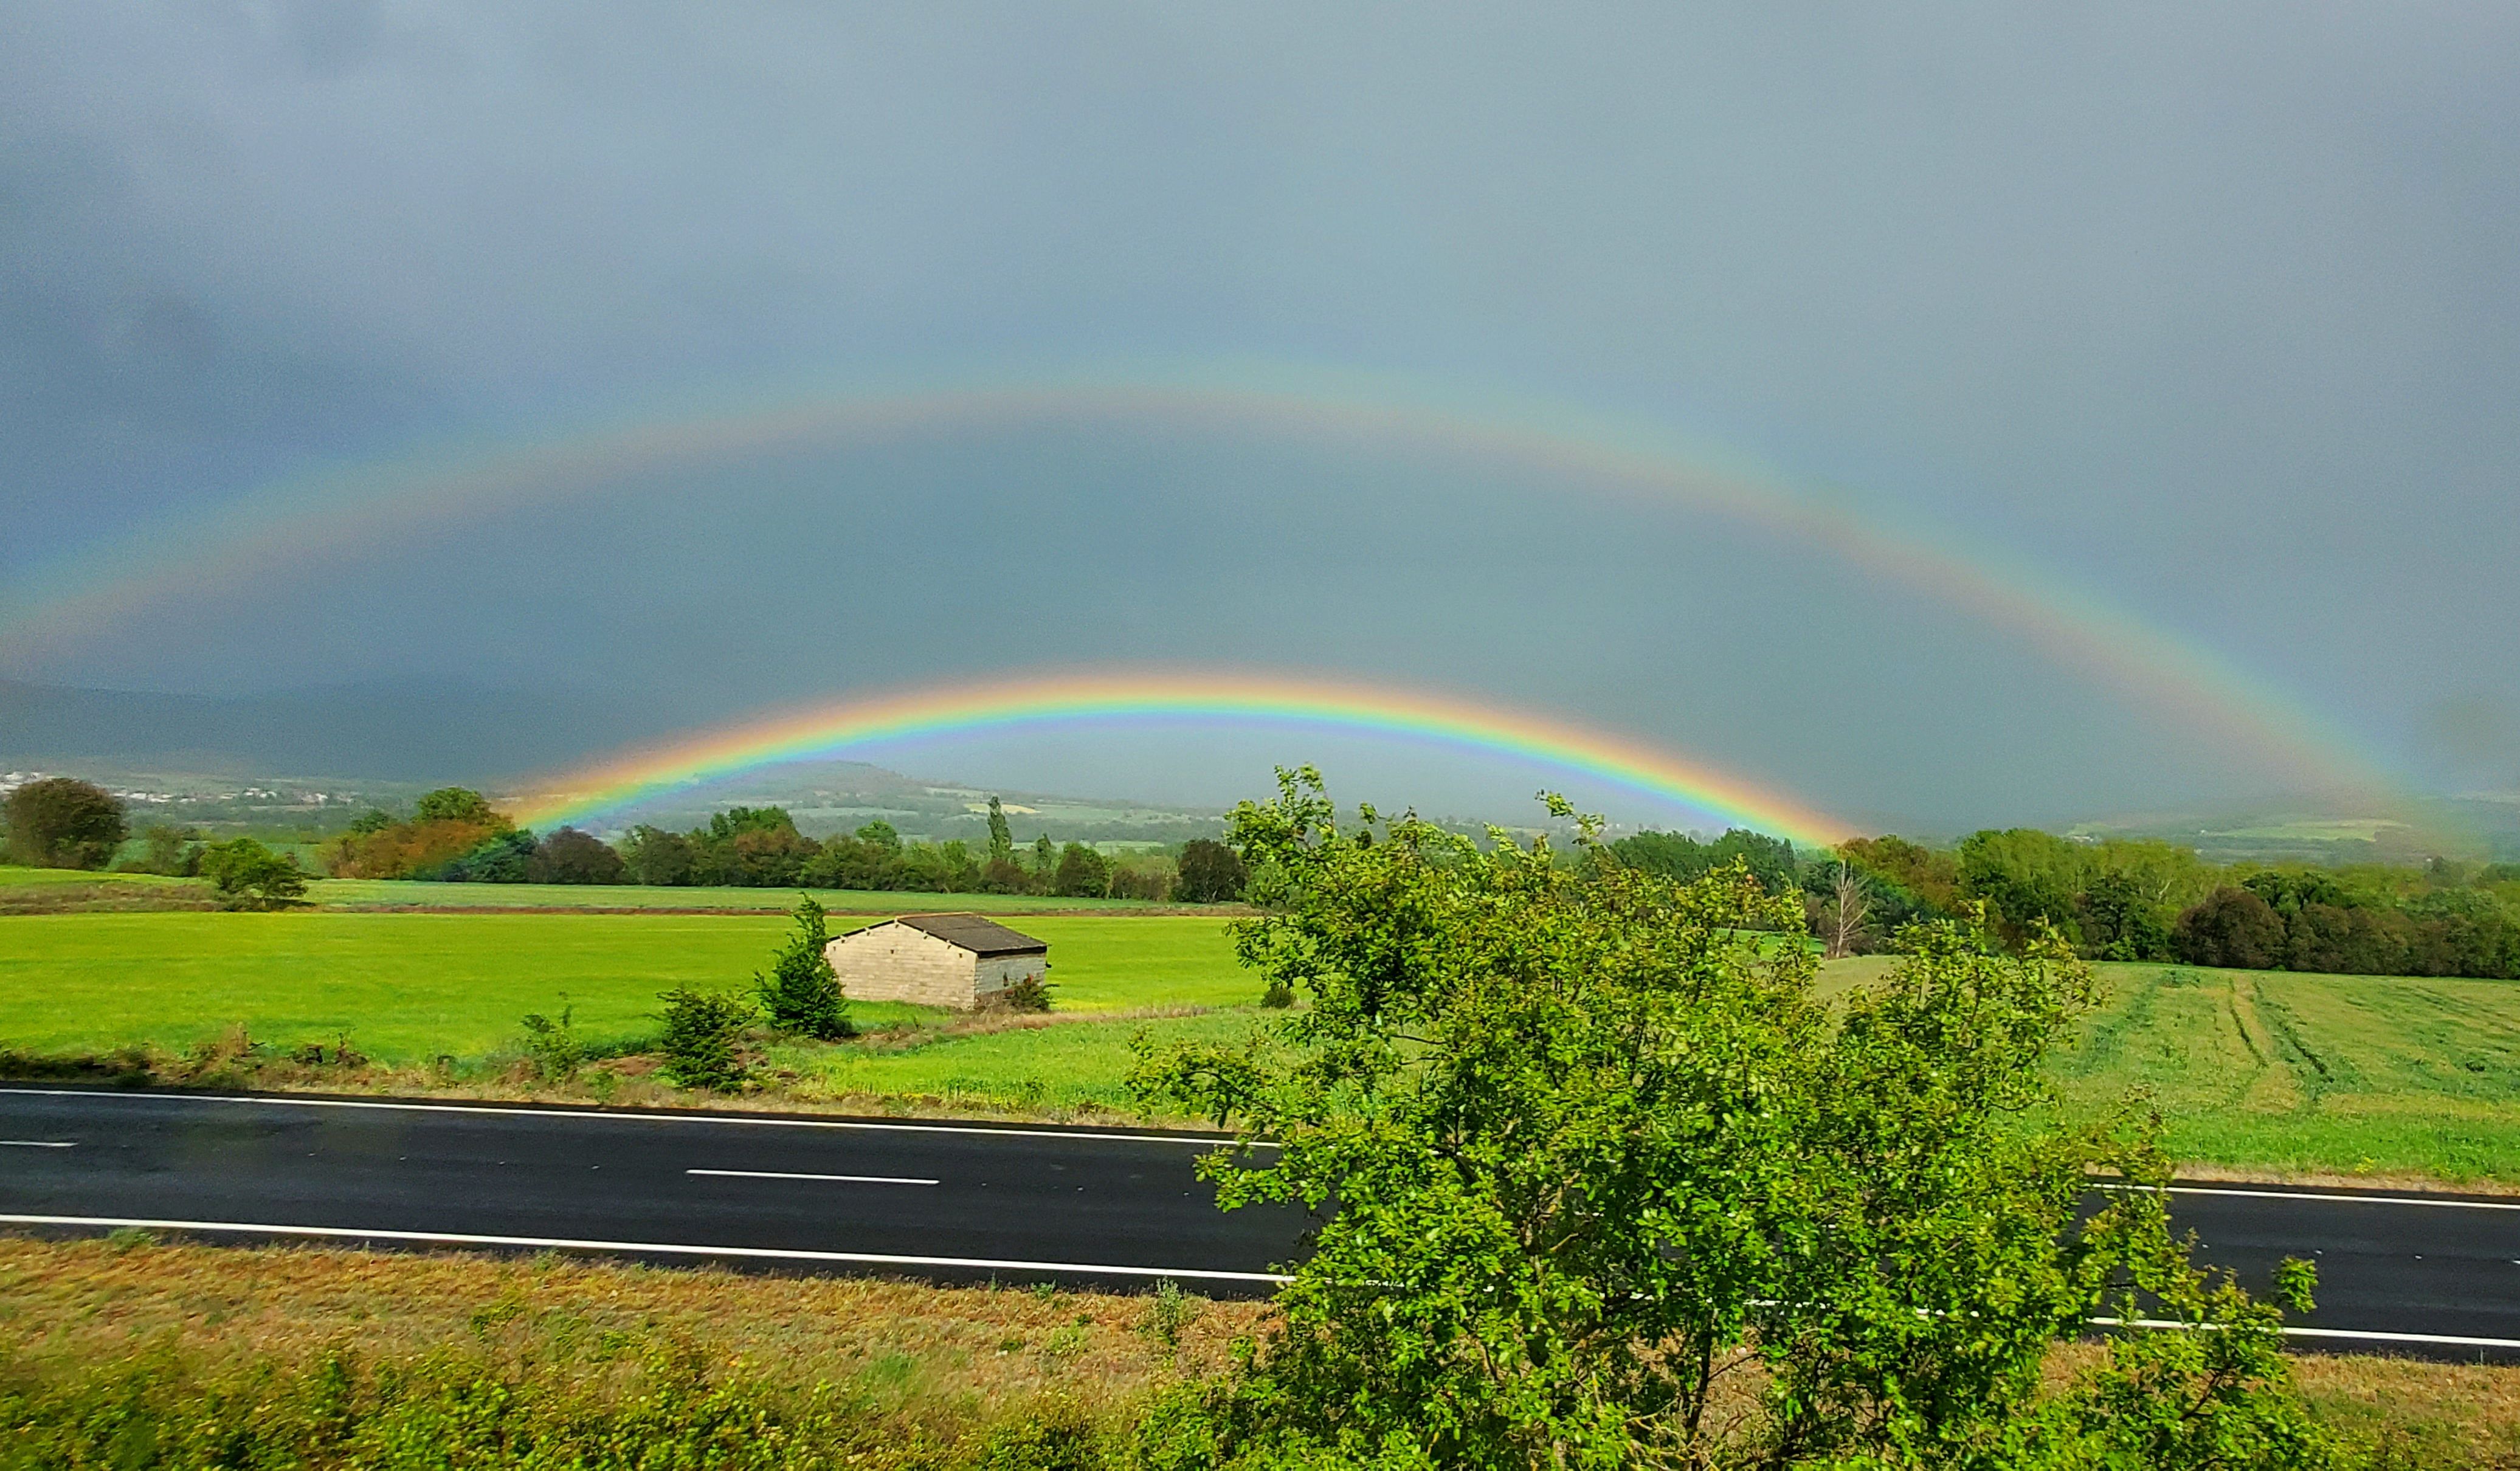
[1133,770,2325,1470]
[1840,833,1962,916]
[199,838,308,909]
[1176,838,1248,903]
[346,808,397,835]
[708,805,795,841]
[856,819,903,854]
[2077,868,2173,960]
[134,823,203,876]
[1032,833,1055,876]
[2173,886,2289,969]
[413,787,503,827]
[3,777,128,869]
[621,825,696,885]
[1611,825,1797,892]
[754,895,853,1039]
[1052,841,1110,898]
[1957,826,2088,944]
[986,796,1016,866]
[656,986,753,1089]
[528,825,627,884]
[438,827,535,883]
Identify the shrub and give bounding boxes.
[657,987,754,1089]
[3,776,127,869]
[1256,979,1294,1009]
[199,838,309,909]
[756,895,853,1039]
[520,1001,583,1081]
[1138,1278,1200,1351]
[986,976,1052,1013]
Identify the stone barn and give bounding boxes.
[823,912,1050,1009]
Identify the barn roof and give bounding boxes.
[893,912,1050,957]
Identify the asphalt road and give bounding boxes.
[5,1086,2518,1360]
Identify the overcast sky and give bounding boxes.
[4,3,2515,829]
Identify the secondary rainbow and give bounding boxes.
[509,669,1855,847]
[0,360,2392,796]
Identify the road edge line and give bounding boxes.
[0,1213,1294,1284]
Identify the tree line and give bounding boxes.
[2,776,309,908]
[1610,822,2520,979]
[323,789,1252,901]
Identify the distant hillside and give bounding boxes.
[0,678,629,783]
[0,680,1228,846]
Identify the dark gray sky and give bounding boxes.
[4,3,2515,829]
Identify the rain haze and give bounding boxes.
[5,2,2517,833]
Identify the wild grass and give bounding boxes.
[2,1236,2516,1467]
[0,1235,1260,1468]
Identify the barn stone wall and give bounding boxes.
[825,923,981,1008]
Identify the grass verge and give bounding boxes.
[2,1236,2516,1467]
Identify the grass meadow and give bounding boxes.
[9,899,2520,1183]
[0,911,1252,1061]
[2057,961,2520,1185]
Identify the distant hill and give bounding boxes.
[0,678,630,784]
[0,679,1227,845]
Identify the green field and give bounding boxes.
[2055,961,2520,1183]
[0,912,1251,1063]
[9,906,2520,1182]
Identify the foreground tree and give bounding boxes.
[4,777,128,869]
[1133,769,2327,1471]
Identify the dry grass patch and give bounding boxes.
[0,1235,1263,1428]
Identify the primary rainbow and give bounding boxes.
[509,668,1855,847]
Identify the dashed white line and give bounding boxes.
[0,1140,75,1148]
[688,1168,937,1186]
[0,1213,1292,1284]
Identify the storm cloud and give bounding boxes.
[5,3,2515,827]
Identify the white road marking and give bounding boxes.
[2093,1315,2520,1351]
[688,1168,937,1186]
[0,1140,75,1148]
[0,1087,1269,1148]
[0,1213,1293,1284]
[2098,1183,2520,1212]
